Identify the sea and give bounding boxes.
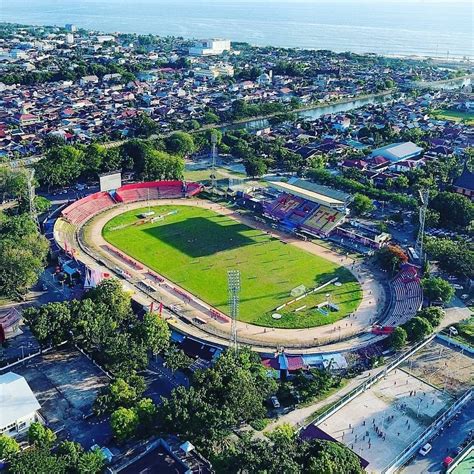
[1,0,473,59]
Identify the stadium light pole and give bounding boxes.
[228,269,241,352]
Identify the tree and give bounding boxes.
[110,407,139,442]
[35,145,84,189]
[244,157,267,177]
[165,132,195,156]
[142,150,184,181]
[94,377,144,415]
[135,398,158,434]
[8,448,66,474]
[0,214,49,299]
[76,449,105,474]
[131,112,158,138]
[82,143,106,179]
[389,326,407,350]
[0,434,20,460]
[351,193,375,216]
[403,316,433,342]
[421,276,454,304]
[28,422,57,448]
[430,191,474,229]
[416,306,445,326]
[203,111,219,124]
[425,237,474,279]
[375,245,408,273]
[133,312,170,356]
[164,347,193,372]
[23,302,71,347]
[157,349,277,451]
[303,440,363,474]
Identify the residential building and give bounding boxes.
[453,164,474,201]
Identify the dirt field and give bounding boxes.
[401,338,474,396]
[318,369,453,473]
[11,347,111,448]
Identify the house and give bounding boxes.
[0,372,41,437]
[370,141,423,163]
[80,75,99,86]
[453,164,474,201]
[12,113,40,126]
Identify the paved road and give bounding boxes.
[402,400,474,474]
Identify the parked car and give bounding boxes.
[270,396,281,409]
[419,443,432,456]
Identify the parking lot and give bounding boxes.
[11,346,111,448]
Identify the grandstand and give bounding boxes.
[60,181,202,226]
[300,205,346,237]
[382,264,423,327]
[264,178,349,236]
[62,192,115,226]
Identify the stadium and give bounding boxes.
[48,176,422,354]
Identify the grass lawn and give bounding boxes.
[453,316,474,348]
[432,109,474,125]
[102,205,361,329]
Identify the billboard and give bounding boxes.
[99,171,122,192]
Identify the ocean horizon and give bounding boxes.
[1,0,473,58]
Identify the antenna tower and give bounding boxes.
[415,189,429,265]
[227,269,241,351]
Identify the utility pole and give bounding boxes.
[415,189,429,267]
[227,269,241,351]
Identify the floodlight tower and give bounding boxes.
[227,269,241,351]
[27,168,40,230]
[415,188,429,266]
[211,132,218,189]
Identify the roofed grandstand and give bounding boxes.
[264,178,349,236]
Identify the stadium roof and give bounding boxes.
[267,178,350,207]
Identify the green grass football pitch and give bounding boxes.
[102,205,362,329]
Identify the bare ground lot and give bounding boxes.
[401,338,474,396]
[11,346,111,448]
[318,369,453,473]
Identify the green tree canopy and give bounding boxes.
[421,276,454,304]
[389,326,408,350]
[28,422,57,448]
[35,145,84,189]
[430,191,474,229]
[111,407,139,442]
[351,193,375,216]
[165,132,195,157]
[0,434,20,461]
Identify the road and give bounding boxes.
[402,400,474,474]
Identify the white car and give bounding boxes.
[419,443,432,456]
[270,396,281,409]
[452,284,463,290]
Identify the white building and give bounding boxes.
[0,372,41,437]
[189,39,231,56]
[65,33,74,45]
[65,24,77,32]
